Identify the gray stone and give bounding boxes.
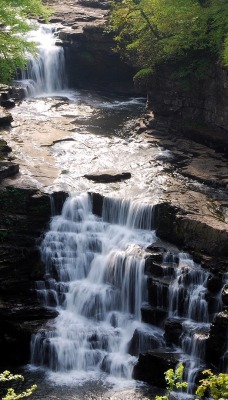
[84,170,131,182]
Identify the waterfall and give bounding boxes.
[31,193,164,380]
[17,24,66,97]
[31,193,227,393]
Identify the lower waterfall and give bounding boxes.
[31,193,162,380]
[31,193,227,394]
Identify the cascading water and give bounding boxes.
[17,24,66,96]
[31,193,164,381]
[31,193,227,397]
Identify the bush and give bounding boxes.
[0,371,37,400]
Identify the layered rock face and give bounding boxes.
[0,187,67,367]
[146,65,228,154]
[48,0,135,91]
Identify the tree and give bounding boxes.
[0,0,50,84]
[109,0,228,81]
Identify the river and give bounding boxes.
[1,23,227,400]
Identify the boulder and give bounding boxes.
[133,350,182,387]
[128,327,162,356]
[0,106,13,126]
[164,318,183,346]
[84,170,131,182]
[141,304,168,326]
[1,99,15,109]
[205,311,228,366]
[0,162,19,181]
[0,139,12,154]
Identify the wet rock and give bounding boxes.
[0,106,13,126]
[133,350,182,387]
[128,327,161,356]
[206,311,228,366]
[0,141,12,154]
[146,244,166,253]
[51,191,69,215]
[0,162,19,180]
[145,256,163,276]
[222,284,228,307]
[89,191,104,217]
[207,275,223,293]
[0,316,55,368]
[147,277,169,308]
[1,99,15,109]
[0,303,58,321]
[164,318,183,346]
[141,304,167,327]
[207,296,221,316]
[84,170,131,182]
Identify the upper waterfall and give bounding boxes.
[17,24,66,97]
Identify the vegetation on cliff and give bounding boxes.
[109,0,228,82]
[0,0,49,84]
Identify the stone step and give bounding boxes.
[141,303,168,327]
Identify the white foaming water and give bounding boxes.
[166,253,211,392]
[30,194,228,394]
[31,193,163,383]
[18,24,66,96]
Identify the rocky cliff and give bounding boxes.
[48,0,136,92]
[145,64,228,154]
[0,186,67,367]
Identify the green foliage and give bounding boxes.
[0,0,50,84]
[133,67,154,88]
[155,363,188,400]
[155,365,228,400]
[0,371,37,400]
[223,35,228,66]
[195,369,228,400]
[109,0,228,82]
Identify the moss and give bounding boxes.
[133,67,154,90]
